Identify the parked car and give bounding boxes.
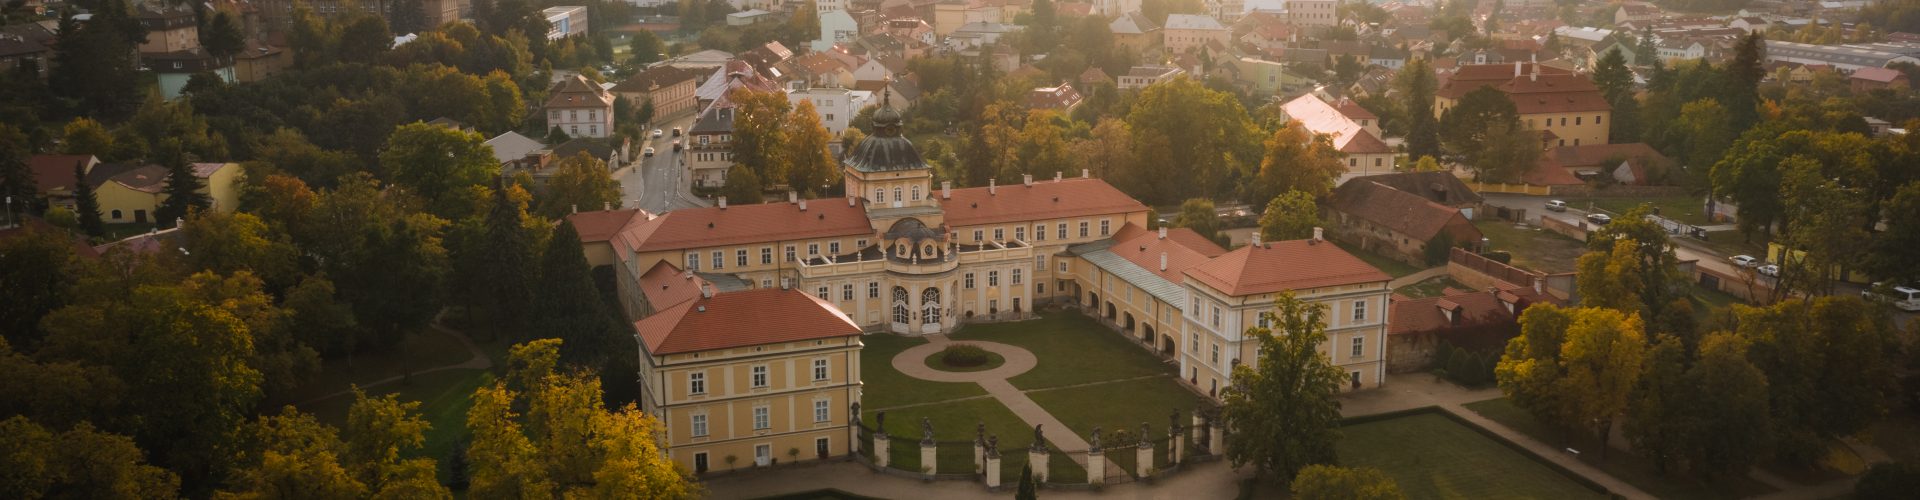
[1586,213,1612,225]
[1545,200,1568,212]
[643,147,655,158]
[672,140,682,152]
[1730,255,1759,268]
[672,127,682,137]
[1862,283,1920,311]
[1757,264,1780,277]
[651,129,663,138]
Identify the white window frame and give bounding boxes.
[689,372,706,395]
[813,358,829,381]
[1351,335,1365,358]
[814,399,830,422]
[692,413,709,436]
[751,365,769,388]
[1352,300,1366,323]
[753,406,770,430]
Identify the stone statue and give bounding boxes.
[976,422,986,444]
[1033,424,1044,443]
[988,434,999,454]
[1090,426,1102,449]
[922,417,934,443]
[851,402,861,422]
[1142,422,1152,442]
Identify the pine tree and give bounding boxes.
[1396,58,1441,159]
[73,164,104,238]
[475,181,541,338]
[1725,32,1766,130]
[531,221,624,370]
[0,125,31,220]
[1015,463,1038,499]
[154,141,208,227]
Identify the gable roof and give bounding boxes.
[1279,94,1390,154]
[1852,66,1906,83]
[25,155,95,194]
[611,65,698,93]
[567,208,644,243]
[1110,11,1160,34]
[1345,172,1483,206]
[1184,239,1391,296]
[1327,180,1476,242]
[1165,14,1226,31]
[1549,143,1672,169]
[634,288,860,355]
[485,132,545,164]
[1388,289,1514,335]
[613,198,874,253]
[636,260,710,311]
[936,177,1147,227]
[545,74,613,109]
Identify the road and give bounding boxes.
[620,114,708,214]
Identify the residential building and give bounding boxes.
[570,101,1395,407]
[1851,66,1911,92]
[814,9,860,52]
[1614,3,1659,25]
[1109,11,1161,52]
[139,2,233,99]
[687,61,781,188]
[1729,16,1771,34]
[1026,82,1084,111]
[1092,0,1140,16]
[1763,41,1920,72]
[1207,0,1244,23]
[1279,94,1394,177]
[1119,65,1183,90]
[1324,180,1485,267]
[88,162,245,224]
[633,279,865,474]
[612,65,702,122]
[0,22,53,79]
[543,6,590,40]
[1435,63,1611,147]
[546,74,616,139]
[1387,287,1532,373]
[948,21,1021,48]
[1162,14,1228,53]
[726,9,780,26]
[485,132,547,171]
[1542,142,1674,183]
[25,155,100,211]
[1286,0,1337,28]
[788,87,871,135]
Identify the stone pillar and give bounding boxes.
[874,433,891,468]
[1136,441,1155,478]
[1209,424,1225,457]
[1189,413,1203,449]
[1171,425,1184,464]
[974,441,985,473]
[921,441,937,476]
[1029,448,1050,483]
[1087,450,1106,485]
[985,454,1002,488]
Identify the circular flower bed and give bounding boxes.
[927,344,1005,372]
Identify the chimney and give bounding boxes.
[1532,276,1544,295]
[1251,232,1262,247]
[989,178,996,195]
[1081,168,1090,178]
[1054,171,1063,182]
[788,191,799,203]
[718,196,727,209]
[1513,61,1522,77]
[848,195,856,207]
[1313,227,1324,242]
[571,204,578,214]
[1023,174,1033,186]
[699,282,713,298]
[798,199,808,211]
[1160,252,1168,271]
[603,201,611,210]
[1529,64,1539,82]
[1158,226,1168,239]
[942,181,952,199]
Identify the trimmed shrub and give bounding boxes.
[940,344,991,367]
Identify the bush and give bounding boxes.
[940,344,991,367]
[1435,342,1498,387]
[1856,462,1920,499]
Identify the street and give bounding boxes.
[620,114,708,214]
[1481,193,1749,278]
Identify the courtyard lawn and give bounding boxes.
[1029,376,1203,478]
[949,313,1177,391]
[1338,412,1607,499]
[1474,220,1588,273]
[1580,196,1712,226]
[1464,398,1778,500]
[1396,275,1471,298]
[859,398,1084,482]
[1332,240,1425,278]
[858,334,987,410]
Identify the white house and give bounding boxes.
[542,6,588,41]
[787,87,871,136]
[852,57,892,82]
[813,10,858,52]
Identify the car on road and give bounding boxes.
[643,147,655,157]
[1730,255,1759,268]
[651,129,663,138]
[1545,200,1568,212]
[1863,283,1920,311]
[672,140,682,152]
[1757,264,1780,277]
[672,127,682,137]
[1585,213,1612,225]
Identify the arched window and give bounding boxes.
[892,287,910,324]
[874,188,884,201]
[910,185,920,201]
[892,187,902,202]
[921,288,941,324]
[110,209,122,220]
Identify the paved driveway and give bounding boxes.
[620,114,707,214]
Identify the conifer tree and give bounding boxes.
[532,221,624,369]
[73,164,104,238]
[155,141,208,227]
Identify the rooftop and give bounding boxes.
[936,177,1147,227]
[633,288,860,355]
[1185,238,1391,296]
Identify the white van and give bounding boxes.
[1863,283,1920,311]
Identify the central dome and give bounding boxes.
[841,94,927,173]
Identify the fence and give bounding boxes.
[1465,181,1553,196]
[850,414,1221,492]
[1448,247,1540,290]
[1538,214,1590,241]
[1695,265,1776,304]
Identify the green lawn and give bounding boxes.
[1463,398,1778,500]
[1474,220,1588,273]
[1581,196,1711,226]
[1030,376,1201,478]
[1338,412,1608,499]
[297,368,494,482]
[1687,284,1743,323]
[859,398,1083,482]
[1396,275,1470,298]
[949,313,1177,391]
[859,334,987,410]
[1332,240,1425,278]
[272,327,475,407]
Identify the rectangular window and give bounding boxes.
[1352,300,1366,323]
[1596,115,1603,124]
[1211,344,1220,364]
[1015,226,1025,240]
[737,249,748,267]
[1037,282,1046,294]
[817,286,828,300]
[1011,268,1023,285]
[1351,336,1365,358]
[712,251,724,269]
[868,282,879,298]
[814,399,830,422]
[1058,261,1068,273]
[1035,225,1046,241]
[988,271,999,287]
[965,273,975,288]
[1100,219,1111,236]
[1036,255,1046,269]
[1211,306,1221,328]
[808,243,820,256]
[813,358,829,380]
[842,284,854,301]
[1079,221,1090,238]
[1058,224,1067,239]
[751,365,769,388]
[762,247,773,264]
[692,414,709,436]
[786,245,797,262]
[829,242,841,254]
[994,228,1006,241]
[689,372,706,395]
[857,239,868,248]
[753,406,770,430]
[1190,334,1198,352]
[686,253,699,271]
[1575,116,1582,125]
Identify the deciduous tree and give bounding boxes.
[378,122,499,220]
[1175,198,1221,243]
[536,152,622,218]
[1291,465,1405,500]
[1734,297,1898,465]
[1220,291,1345,481]
[0,416,179,499]
[1248,121,1344,203]
[1259,190,1321,241]
[785,100,839,195]
[1122,76,1260,204]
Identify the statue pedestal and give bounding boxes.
[874,434,891,468]
[974,443,985,473]
[985,455,1002,488]
[1087,451,1106,485]
[920,442,937,476]
[1136,443,1156,478]
[1209,426,1224,456]
[1029,449,1050,483]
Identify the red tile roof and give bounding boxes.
[637,260,708,310]
[1852,67,1906,84]
[25,154,94,193]
[937,177,1148,227]
[1104,223,1226,284]
[633,288,860,355]
[1388,290,1513,335]
[566,209,644,243]
[1549,143,1671,169]
[1437,63,1573,99]
[1327,180,1484,243]
[616,198,874,252]
[1184,239,1391,296]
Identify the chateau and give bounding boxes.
[568,101,1393,471]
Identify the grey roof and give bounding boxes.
[1109,12,1159,35]
[695,272,753,292]
[1164,14,1226,31]
[485,132,545,164]
[1069,239,1187,306]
